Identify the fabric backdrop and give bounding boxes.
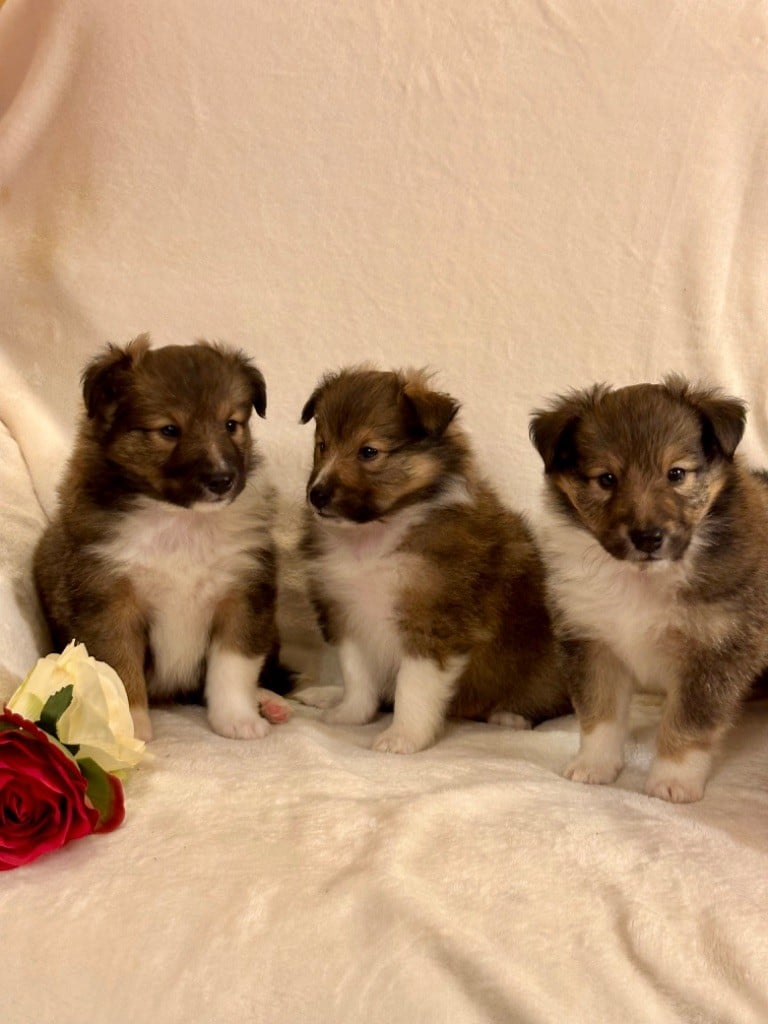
[2,3,768,1023]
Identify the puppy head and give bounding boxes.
[300,366,463,523]
[530,376,746,564]
[81,335,267,507]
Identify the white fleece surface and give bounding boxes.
[3,2,768,1022]
[3,694,768,1024]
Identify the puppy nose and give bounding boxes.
[629,527,664,554]
[309,484,331,510]
[204,472,234,496]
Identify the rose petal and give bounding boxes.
[9,645,145,773]
[0,719,98,870]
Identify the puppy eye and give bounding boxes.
[160,424,180,439]
[668,467,686,484]
[596,472,616,491]
[358,446,379,462]
[317,440,327,454]
[225,420,240,434]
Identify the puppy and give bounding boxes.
[34,335,291,741]
[530,376,768,802]
[297,366,570,753]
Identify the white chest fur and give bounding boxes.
[538,511,697,691]
[91,480,273,694]
[312,512,424,684]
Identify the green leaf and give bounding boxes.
[38,685,74,738]
[77,757,125,832]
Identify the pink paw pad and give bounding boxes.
[260,699,291,724]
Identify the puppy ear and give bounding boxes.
[666,376,747,459]
[530,386,606,473]
[300,386,322,425]
[300,373,339,424]
[81,334,149,422]
[244,364,267,418]
[401,379,460,439]
[693,393,746,459]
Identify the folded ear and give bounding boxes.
[243,363,267,418]
[665,376,747,459]
[300,373,340,424]
[401,379,460,439]
[300,387,322,424]
[529,385,607,473]
[698,394,746,458]
[81,334,149,422]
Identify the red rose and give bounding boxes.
[0,708,100,870]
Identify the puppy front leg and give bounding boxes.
[111,654,152,742]
[322,637,380,725]
[373,654,467,754]
[206,642,270,739]
[564,640,633,785]
[291,645,345,709]
[207,575,293,738]
[645,660,747,803]
[74,596,152,741]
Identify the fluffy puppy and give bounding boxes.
[34,335,291,741]
[298,366,570,753]
[530,376,768,802]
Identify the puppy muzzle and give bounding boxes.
[306,480,379,523]
[629,526,665,555]
[201,470,236,497]
[611,523,691,564]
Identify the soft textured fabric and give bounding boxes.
[3,698,768,1024]
[2,2,768,1022]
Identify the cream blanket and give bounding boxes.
[2,2,768,1022]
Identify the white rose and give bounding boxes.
[8,641,145,772]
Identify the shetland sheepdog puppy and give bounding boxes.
[297,366,570,753]
[34,335,291,741]
[530,376,768,802]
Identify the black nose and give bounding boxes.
[204,472,234,496]
[309,484,331,510]
[629,527,664,554]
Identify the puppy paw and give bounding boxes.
[487,711,532,730]
[645,756,707,803]
[292,684,344,710]
[130,706,153,742]
[372,727,425,754]
[645,776,704,804]
[255,687,291,724]
[208,708,270,740]
[563,756,623,786]
[322,702,376,726]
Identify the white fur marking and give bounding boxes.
[205,644,269,740]
[313,509,420,719]
[90,478,273,697]
[564,721,627,786]
[645,749,712,803]
[312,492,473,749]
[540,510,696,688]
[323,638,382,725]
[373,655,467,754]
[292,684,344,710]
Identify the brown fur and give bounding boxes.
[34,336,288,739]
[530,376,768,800]
[300,367,570,751]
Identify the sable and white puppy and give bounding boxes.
[530,377,768,802]
[34,335,291,741]
[298,366,570,753]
